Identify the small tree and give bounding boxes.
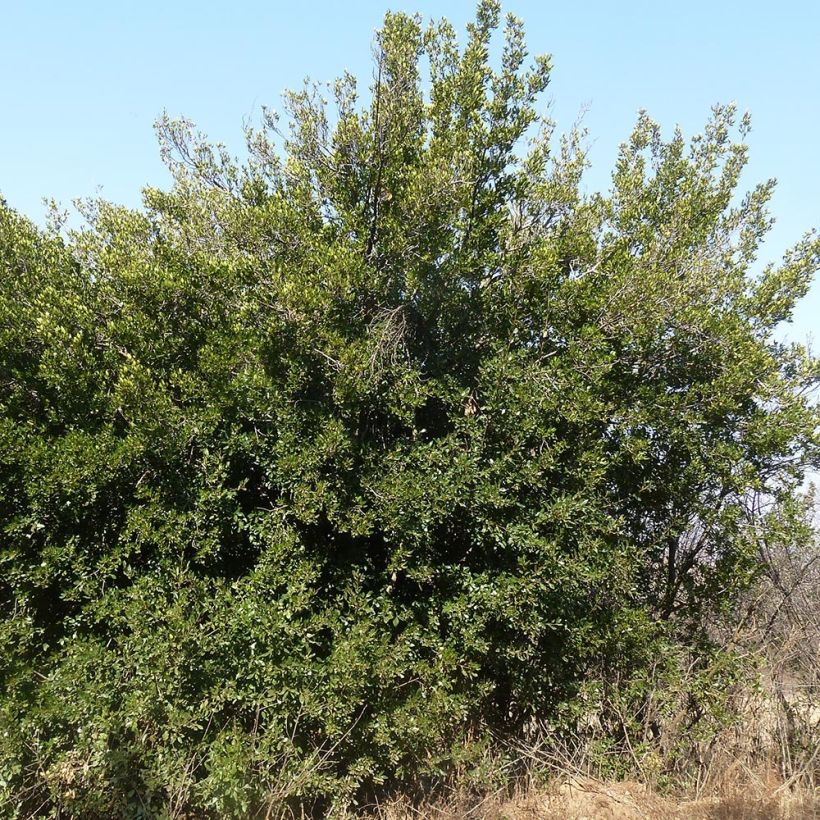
[1,1,818,814]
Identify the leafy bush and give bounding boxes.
[1,2,818,815]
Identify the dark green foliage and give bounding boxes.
[1,2,818,815]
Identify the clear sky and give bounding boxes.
[1,0,817,342]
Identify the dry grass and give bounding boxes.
[355,776,818,819]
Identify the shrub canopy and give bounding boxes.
[1,1,818,815]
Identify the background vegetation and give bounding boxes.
[0,2,817,816]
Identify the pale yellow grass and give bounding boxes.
[360,776,818,819]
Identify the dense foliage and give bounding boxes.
[1,2,818,815]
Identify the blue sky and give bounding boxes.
[1,1,817,341]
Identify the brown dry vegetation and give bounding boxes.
[358,778,818,820]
